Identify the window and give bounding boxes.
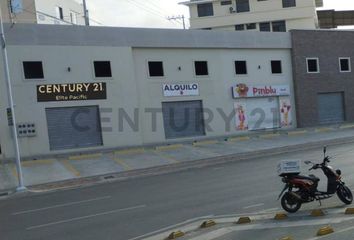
[23,61,44,79]
[339,58,351,72]
[197,3,214,17]
[235,61,247,75]
[56,6,64,20]
[272,20,286,32]
[70,11,77,24]
[221,0,232,5]
[194,61,209,76]
[259,22,271,31]
[94,61,112,78]
[271,60,282,74]
[246,23,256,30]
[148,61,164,77]
[306,58,319,73]
[282,0,296,8]
[236,0,250,13]
[235,24,244,31]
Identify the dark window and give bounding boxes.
[282,0,296,8]
[235,61,247,75]
[148,61,164,77]
[221,0,232,5]
[271,60,282,74]
[94,61,112,77]
[235,24,244,30]
[272,20,286,32]
[58,7,64,20]
[23,61,44,79]
[340,58,351,72]
[307,58,319,73]
[246,23,256,30]
[194,61,209,76]
[259,22,271,31]
[236,0,250,12]
[197,3,214,17]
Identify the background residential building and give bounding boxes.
[2,0,85,25]
[181,0,324,31]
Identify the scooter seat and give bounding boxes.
[294,174,320,182]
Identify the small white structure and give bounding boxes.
[180,0,323,31]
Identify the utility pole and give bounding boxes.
[167,15,186,29]
[0,3,26,191]
[82,0,89,26]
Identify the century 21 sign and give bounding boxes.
[37,82,107,102]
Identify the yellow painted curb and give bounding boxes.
[228,136,250,142]
[339,124,354,129]
[236,217,251,224]
[61,160,81,177]
[317,226,334,236]
[193,140,218,146]
[287,130,307,136]
[114,148,145,155]
[279,236,293,240]
[22,159,55,167]
[69,153,102,160]
[155,144,183,151]
[311,209,325,217]
[200,220,216,228]
[166,230,185,239]
[345,208,354,214]
[274,213,288,220]
[315,128,332,133]
[259,133,281,139]
[113,157,132,171]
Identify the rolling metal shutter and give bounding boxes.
[247,97,280,130]
[318,93,345,124]
[162,100,205,139]
[46,106,103,150]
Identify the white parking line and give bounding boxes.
[243,203,264,209]
[13,196,112,215]
[26,204,146,230]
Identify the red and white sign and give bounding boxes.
[232,84,290,98]
[163,83,199,97]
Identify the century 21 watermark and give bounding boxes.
[70,107,284,133]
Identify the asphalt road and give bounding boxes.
[1,143,354,240]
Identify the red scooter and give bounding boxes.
[278,147,353,213]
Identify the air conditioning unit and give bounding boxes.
[229,7,236,13]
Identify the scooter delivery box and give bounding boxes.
[277,159,301,176]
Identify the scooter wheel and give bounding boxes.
[337,185,353,204]
[281,192,302,213]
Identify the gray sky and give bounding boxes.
[81,0,354,29]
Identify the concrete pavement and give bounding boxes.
[2,123,354,193]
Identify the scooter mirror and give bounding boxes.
[323,146,327,154]
[304,160,311,165]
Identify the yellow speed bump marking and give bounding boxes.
[69,153,102,160]
[345,208,354,214]
[236,216,251,224]
[274,213,288,220]
[166,230,185,239]
[228,136,250,142]
[259,133,281,139]
[155,144,183,151]
[287,130,307,136]
[317,225,334,236]
[200,220,216,228]
[311,209,325,217]
[279,236,293,240]
[22,159,55,167]
[192,140,218,146]
[114,148,145,155]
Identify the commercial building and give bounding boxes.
[180,0,323,31]
[2,0,85,25]
[291,30,354,127]
[0,24,296,159]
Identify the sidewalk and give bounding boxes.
[2,124,354,193]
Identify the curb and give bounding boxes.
[17,135,354,194]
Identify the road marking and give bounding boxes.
[22,159,55,167]
[115,148,145,155]
[61,160,81,177]
[155,144,183,151]
[154,151,180,164]
[113,157,132,170]
[69,153,102,160]
[13,196,112,215]
[192,140,218,146]
[26,204,146,230]
[243,203,264,209]
[259,207,280,213]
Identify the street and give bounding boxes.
[1,143,354,240]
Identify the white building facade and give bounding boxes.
[181,0,323,31]
[2,0,85,25]
[0,24,296,159]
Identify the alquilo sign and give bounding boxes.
[163,83,199,97]
[232,84,290,98]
